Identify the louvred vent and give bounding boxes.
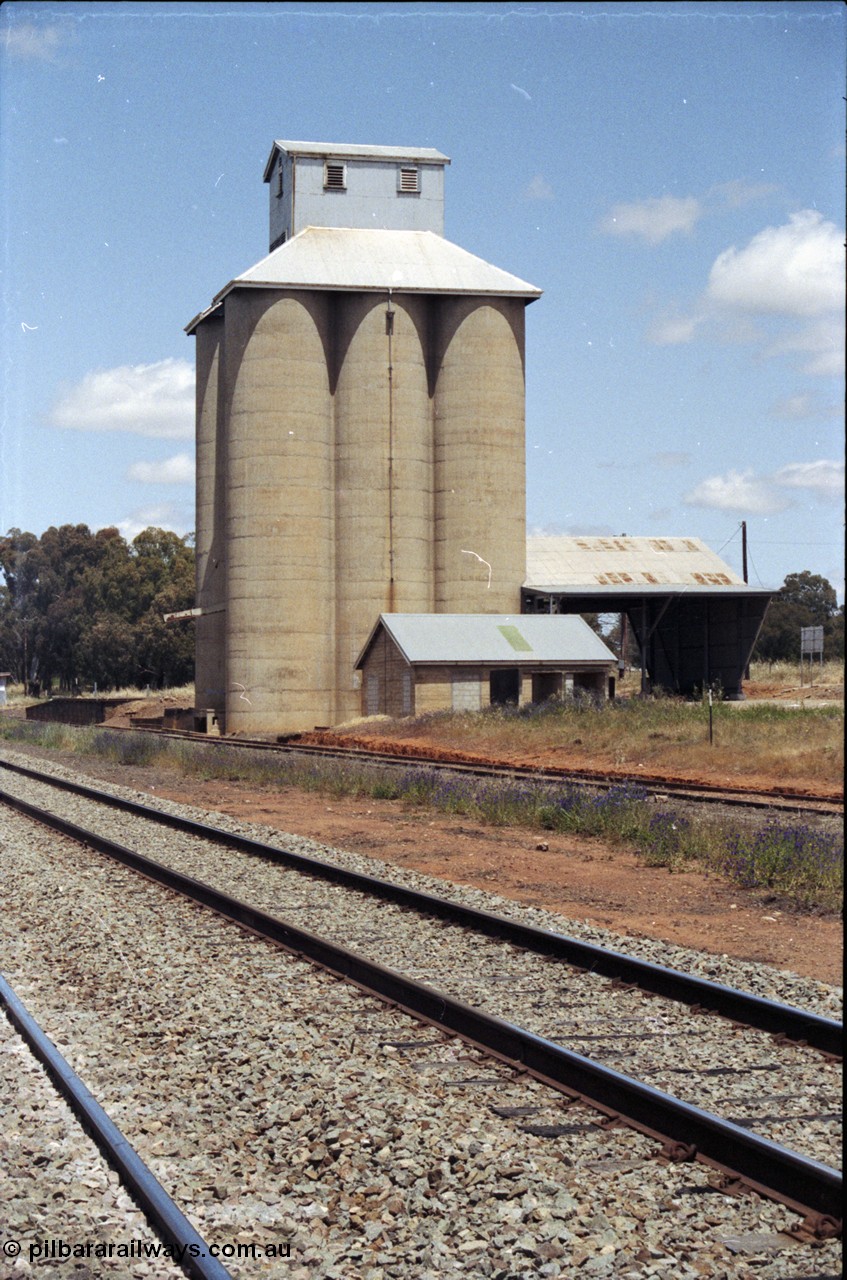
[399,167,419,192]
[324,162,346,190]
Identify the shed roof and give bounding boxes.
[357,614,616,669]
[524,535,770,596]
[264,140,450,181]
[186,227,540,330]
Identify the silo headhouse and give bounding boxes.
[187,140,541,735]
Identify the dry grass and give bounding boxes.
[746,658,843,699]
[334,694,844,791]
[0,682,195,709]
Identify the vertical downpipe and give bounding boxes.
[386,290,396,611]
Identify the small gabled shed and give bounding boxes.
[355,614,617,719]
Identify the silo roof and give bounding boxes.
[524,535,769,594]
[193,227,541,319]
[356,614,616,668]
[264,140,450,180]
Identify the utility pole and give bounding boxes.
[741,521,748,584]
[741,522,750,683]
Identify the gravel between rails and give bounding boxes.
[0,1008,187,1279]
[0,751,843,1280]
[0,754,841,1169]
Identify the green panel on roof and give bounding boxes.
[498,624,533,652]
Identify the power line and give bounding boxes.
[716,522,742,555]
[746,547,767,590]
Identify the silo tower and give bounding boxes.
[187,140,541,735]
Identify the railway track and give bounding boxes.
[0,757,840,1058]
[0,972,233,1280]
[95,722,843,816]
[1,757,841,1242]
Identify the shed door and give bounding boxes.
[490,668,520,706]
[366,673,380,716]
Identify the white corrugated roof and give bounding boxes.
[202,228,541,305]
[264,140,450,180]
[524,535,748,591]
[357,614,616,668]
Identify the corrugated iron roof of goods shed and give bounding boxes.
[524,535,773,591]
[357,613,616,668]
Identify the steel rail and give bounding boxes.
[0,971,233,1280]
[89,723,842,814]
[274,738,843,814]
[1,759,841,1058]
[0,788,841,1232]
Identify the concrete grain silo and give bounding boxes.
[187,141,541,735]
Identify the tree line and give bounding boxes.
[752,570,844,663]
[0,524,841,696]
[0,524,195,693]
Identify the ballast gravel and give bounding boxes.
[0,749,842,1280]
[0,754,841,1168]
[0,1008,186,1279]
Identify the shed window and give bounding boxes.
[324,162,346,190]
[398,166,419,193]
[277,163,284,197]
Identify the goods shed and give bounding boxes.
[355,614,617,718]
[522,536,772,700]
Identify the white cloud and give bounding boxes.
[126,453,195,485]
[684,470,791,516]
[50,358,195,439]
[3,22,66,61]
[684,459,844,515]
[708,179,780,210]
[651,451,691,469]
[706,210,844,318]
[763,316,845,378]
[523,175,554,201]
[111,503,192,542]
[772,460,844,500]
[647,310,700,346]
[600,195,701,244]
[648,211,845,377]
[771,392,838,421]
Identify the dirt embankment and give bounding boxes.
[294,728,843,804]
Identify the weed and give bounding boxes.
[637,812,692,868]
[718,821,843,911]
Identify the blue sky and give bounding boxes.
[2,1,844,598]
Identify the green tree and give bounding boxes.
[753,571,841,662]
[779,571,838,620]
[0,524,196,692]
[0,529,43,684]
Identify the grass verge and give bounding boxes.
[333,695,844,790]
